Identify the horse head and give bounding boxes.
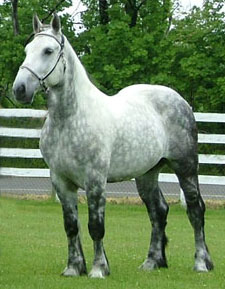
[13,14,65,104]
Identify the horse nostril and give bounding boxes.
[14,83,26,99]
[17,84,26,94]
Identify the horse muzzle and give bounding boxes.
[13,70,38,104]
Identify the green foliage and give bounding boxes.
[74,0,225,113]
[153,1,225,112]
[75,0,173,95]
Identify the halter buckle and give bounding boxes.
[40,79,48,93]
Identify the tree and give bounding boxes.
[74,0,225,114]
[75,0,175,95]
[151,0,225,112]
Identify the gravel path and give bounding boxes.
[0,176,225,200]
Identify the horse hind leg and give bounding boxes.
[168,157,214,272]
[135,162,169,271]
[179,173,213,271]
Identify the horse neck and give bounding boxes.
[47,38,103,121]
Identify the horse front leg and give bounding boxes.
[85,179,110,278]
[51,174,87,276]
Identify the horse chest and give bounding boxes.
[40,118,110,184]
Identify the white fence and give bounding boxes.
[0,109,225,195]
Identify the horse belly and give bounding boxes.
[108,155,161,182]
[108,119,166,182]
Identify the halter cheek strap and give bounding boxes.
[20,33,66,92]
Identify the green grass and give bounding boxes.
[0,197,225,289]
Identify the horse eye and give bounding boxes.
[44,48,53,55]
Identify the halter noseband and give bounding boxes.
[20,33,66,92]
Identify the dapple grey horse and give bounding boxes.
[13,14,213,278]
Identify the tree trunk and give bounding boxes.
[125,0,147,28]
[11,0,20,35]
[99,0,109,25]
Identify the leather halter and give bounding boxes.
[20,33,66,92]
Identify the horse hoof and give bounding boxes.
[139,259,158,271]
[194,263,209,272]
[62,267,79,277]
[139,258,168,271]
[89,265,110,278]
[194,260,214,272]
[89,269,105,279]
[61,266,87,277]
[194,253,214,272]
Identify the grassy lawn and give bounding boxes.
[0,197,225,289]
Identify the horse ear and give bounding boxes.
[33,14,42,34]
[51,13,61,34]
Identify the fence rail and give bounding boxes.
[0,109,225,188]
[1,148,225,164]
